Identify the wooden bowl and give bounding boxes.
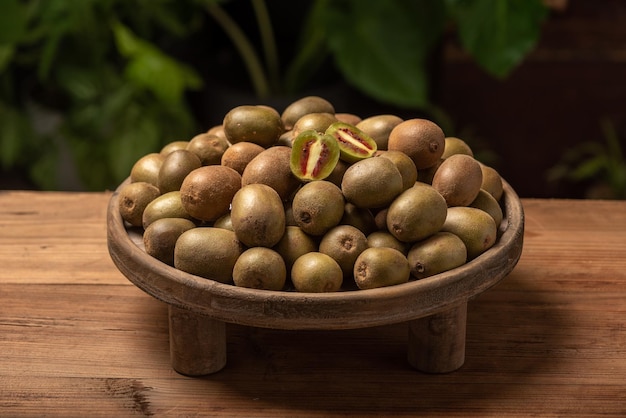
[107,179,524,376]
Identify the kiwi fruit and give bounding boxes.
[356,114,403,151]
[377,150,418,191]
[143,218,196,266]
[441,137,474,159]
[174,227,243,283]
[233,247,287,291]
[335,113,362,126]
[213,213,233,231]
[179,165,242,222]
[242,146,302,201]
[480,164,504,201]
[291,180,345,236]
[441,206,497,260]
[291,252,343,293]
[223,105,284,147]
[292,112,338,137]
[353,247,410,290]
[142,191,192,229]
[281,96,335,130]
[289,130,340,182]
[118,181,161,227]
[407,232,467,279]
[157,149,202,193]
[432,154,483,207]
[341,156,403,209]
[470,189,503,227]
[417,158,443,185]
[340,202,376,235]
[273,226,318,272]
[325,122,378,163]
[130,153,164,187]
[387,118,445,170]
[319,224,369,277]
[220,141,265,175]
[386,183,448,243]
[366,231,408,254]
[187,133,230,166]
[206,124,227,141]
[230,183,286,248]
[160,141,189,156]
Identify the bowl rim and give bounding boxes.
[107,178,524,330]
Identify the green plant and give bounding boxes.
[0,0,203,190]
[548,118,626,199]
[1,0,548,191]
[202,0,548,110]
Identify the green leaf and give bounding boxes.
[319,0,446,108]
[112,21,203,104]
[446,0,548,78]
[0,0,28,44]
[0,104,28,168]
[0,45,15,73]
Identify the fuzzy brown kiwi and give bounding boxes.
[174,227,243,283]
[187,133,230,166]
[130,153,164,187]
[223,105,284,147]
[356,114,403,151]
[157,149,202,194]
[179,165,241,222]
[319,224,369,278]
[341,157,403,209]
[241,146,302,201]
[143,217,196,266]
[432,154,483,207]
[230,183,286,248]
[377,150,418,191]
[220,141,265,175]
[441,137,474,159]
[291,180,345,236]
[281,96,335,130]
[118,181,161,227]
[232,247,287,291]
[387,118,445,170]
[353,247,410,290]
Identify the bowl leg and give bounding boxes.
[407,301,467,373]
[168,305,227,376]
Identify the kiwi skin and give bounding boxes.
[230,183,286,248]
[292,181,345,236]
[353,247,410,290]
[233,247,287,291]
[179,165,242,222]
[143,218,196,266]
[387,118,445,170]
[118,181,161,227]
[432,154,483,207]
[407,231,467,279]
[319,224,369,278]
[174,227,243,283]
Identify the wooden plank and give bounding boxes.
[1,193,626,416]
[0,191,126,285]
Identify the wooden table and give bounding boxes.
[1,191,625,417]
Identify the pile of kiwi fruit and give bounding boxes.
[118,96,505,293]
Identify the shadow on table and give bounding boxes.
[197,271,569,414]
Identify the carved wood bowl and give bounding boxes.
[107,178,524,376]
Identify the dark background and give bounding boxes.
[2,0,624,199]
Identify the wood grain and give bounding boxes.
[1,191,626,417]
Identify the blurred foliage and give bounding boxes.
[206,0,548,109]
[0,0,547,190]
[0,0,203,190]
[548,119,626,199]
